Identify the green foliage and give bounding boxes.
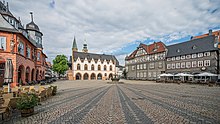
[52,55,68,76]
[16,93,38,110]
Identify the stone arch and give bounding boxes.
[91,73,96,80]
[36,70,39,81]
[25,66,30,83]
[75,73,82,80]
[109,73,113,79]
[83,73,89,80]
[97,73,102,80]
[18,65,25,85]
[31,68,35,81]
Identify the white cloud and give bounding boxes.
[6,0,220,65]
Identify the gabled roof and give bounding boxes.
[126,41,166,60]
[167,35,216,57]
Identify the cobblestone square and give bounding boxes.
[2,80,220,124]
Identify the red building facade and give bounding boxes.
[0,1,47,87]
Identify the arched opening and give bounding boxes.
[104,65,107,71]
[83,73,89,80]
[84,64,88,70]
[97,73,102,80]
[98,65,101,71]
[75,73,81,80]
[110,65,112,71]
[36,70,39,81]
[109,73,113,79]
[18,65,25,85]
[25,66,30,83]
[77,64,80,70]
[91,73,96,80]
[31,69,35,81]
[42,71,45,79]
[91,64,94,70]
[40,71,42,80]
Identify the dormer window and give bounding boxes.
[192,45,197,50]
[176,49,180,53]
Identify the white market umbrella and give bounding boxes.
[175,73,193,77]
[195,72,217,82]
[160,73,174,77]
[4,59,13,93]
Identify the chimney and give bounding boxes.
[30,12,33,22]
[209,29,212,35]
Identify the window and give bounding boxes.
[77,64,80,70]
[198,61,203,67]
[192,45,197,49]
[181,56,185,60]
[204,52,210,56]
[167,64,171,69]
[132,66,135,70]
[84,64,88,70]
[143,64,146,69]
[18,41,24,55]
[176,49,180,53]
[176,56,180,60]
[186,62,191,68]
[171,63,175,69]
[26,47,31,58]
[137,72,139,78]
[110,65,112,71]
[0,36,6,50]
[37,52,40,61]
[158,62,163,68]
[137,64,140,70]
[186,55,191,59]
[140,64,143,69]
[143,72,147,77]
[104,65,107,71]
[91,64,94,70]
[192,54,197,58]
[181,62,185,68]
[198,53,203,58]
[148,72,152,78]
[98,65,101,70]
[140,72,143,77]
[192,61,197,68]
[167,58,171,61]
[176,63,180,69]
[153,72,156,78]
[171,57,175,61]
[204,60,210,66]
[149,63,154,69]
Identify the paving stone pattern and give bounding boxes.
[1,80,220,124]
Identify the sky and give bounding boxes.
[5,0,220,65]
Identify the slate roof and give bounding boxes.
[69,52,119,65]
[167,35,217,57]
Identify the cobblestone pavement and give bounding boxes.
[1,80,220,124]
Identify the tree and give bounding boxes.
[122,69,128,79]
[52,55,68,79]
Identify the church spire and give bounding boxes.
[72,36,78,52]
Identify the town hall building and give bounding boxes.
[67,37,119,80]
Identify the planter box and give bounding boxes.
[20,108,34,117]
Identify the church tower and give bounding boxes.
[72,36,78,52]
[82,39,88,53]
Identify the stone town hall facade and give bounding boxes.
[67,37,119,80]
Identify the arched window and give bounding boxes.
[77,64,80,70]
[91,64,94,70]
[84,64,88,70]
[98,65,101,71]
[104,65,107,71]
[110,65,112,71]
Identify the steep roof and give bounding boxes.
[70,51,119,65]
[167,35,216,57]
[72,36,77,49]
[126,41,166,60]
